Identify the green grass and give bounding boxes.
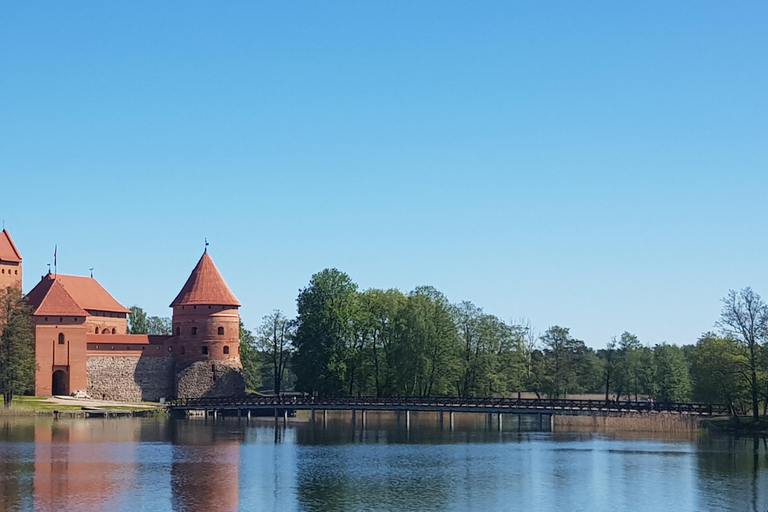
[1,396,83,412]
[1,396,162,414]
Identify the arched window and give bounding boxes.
[58,333,65,345]
[202,346,208,355]
[223,346,230,355]
[95,328,100,334]
[192,327,198,336]
[218,327,224,335]
[111,328,116,334]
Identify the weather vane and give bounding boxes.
[205,238,209,252]
[89,268,94,278]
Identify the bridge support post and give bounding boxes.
[487,412,493,430]
[361,410,366,430]
[549,414,554,432]
[439,411,444,429]
[405,410,411,432]
[498,412,503,432]
[323,410,328,430]
[311,409,316,423]
[537,413,543,431]
[237,409,241,419]
[450,411,455,432]
[518,414,521,432]
[352,409,356,428]
[247,410,251,420]
[283,409,288,426]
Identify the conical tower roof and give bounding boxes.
[170,252,241,307]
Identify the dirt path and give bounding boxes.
[48,396,159,408]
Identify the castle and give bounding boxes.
[0,228,245,401]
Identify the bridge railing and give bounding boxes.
[165,395,725,415]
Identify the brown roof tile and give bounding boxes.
[25,274,131,316]
[27,278,88,317]
[170,252,240,307]
[54,275,132,314]
[0,229,22,263]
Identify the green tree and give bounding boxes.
[256,310,294,395]
[652,343,691,402]
[239,321,261,392]
[392,286,461,396]
[717,287,768,422]
[539,326,593,399]
[293,269,358,397]
[128,306,148,334]
[146,316,171,335]
[0,288,36,406]
[690,333,749,414]
[355,288,407,397]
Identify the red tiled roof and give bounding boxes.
[26,278,88,317]
[85,334,172,345]
[25,274,131,316]
[170,252,240,307]
[54,275,131,314]
[0,229,22,263]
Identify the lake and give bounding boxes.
[0,412,766,511]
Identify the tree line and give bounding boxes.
[2,273,768,422]
[238,271,768,423]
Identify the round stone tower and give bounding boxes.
[171,250,245,398]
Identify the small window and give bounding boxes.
[58,333,65,345]
[176,327,180,336]
[181,346,185,354]
[1,269,4,274]
[112,328,116,334]
[217,327,224,335]
[95,328,100,334]
[202,346,208,355]
[14,270,17,275]
[59,317,63,322]
[95,345,99,349]
[191,327,198,335]
[223,346,229,355]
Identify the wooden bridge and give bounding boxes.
[167,396,726,431]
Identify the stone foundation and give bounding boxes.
[87,355,175,402]
[175,359,245,398]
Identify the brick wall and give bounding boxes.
[87,355,174,401]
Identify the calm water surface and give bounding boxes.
[0,412,766,511]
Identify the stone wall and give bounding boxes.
[87,355,175,402]
[175,359,245,398]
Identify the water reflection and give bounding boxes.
[0,414,765,511]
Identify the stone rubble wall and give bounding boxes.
[175,359,245,398]
[87,355,175,402]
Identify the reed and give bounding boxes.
[553,412,701,433]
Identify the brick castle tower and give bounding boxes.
[0,229,22,291]
[171,250,245,398]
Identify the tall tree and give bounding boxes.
[652,344,691,402]
[146,316,172,335]
[0,288,36,407]
[690,333,749,414]
[717,287,768,422]
[292,269,358,397]
[539,326,593,399]
[128,306,148,335]
[239,321,261,392]
[256,310,294,395]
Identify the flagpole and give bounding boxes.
[54,245,57,277]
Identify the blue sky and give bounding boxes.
[2,2,766,347]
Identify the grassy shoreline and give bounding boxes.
[0,396,164,416]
